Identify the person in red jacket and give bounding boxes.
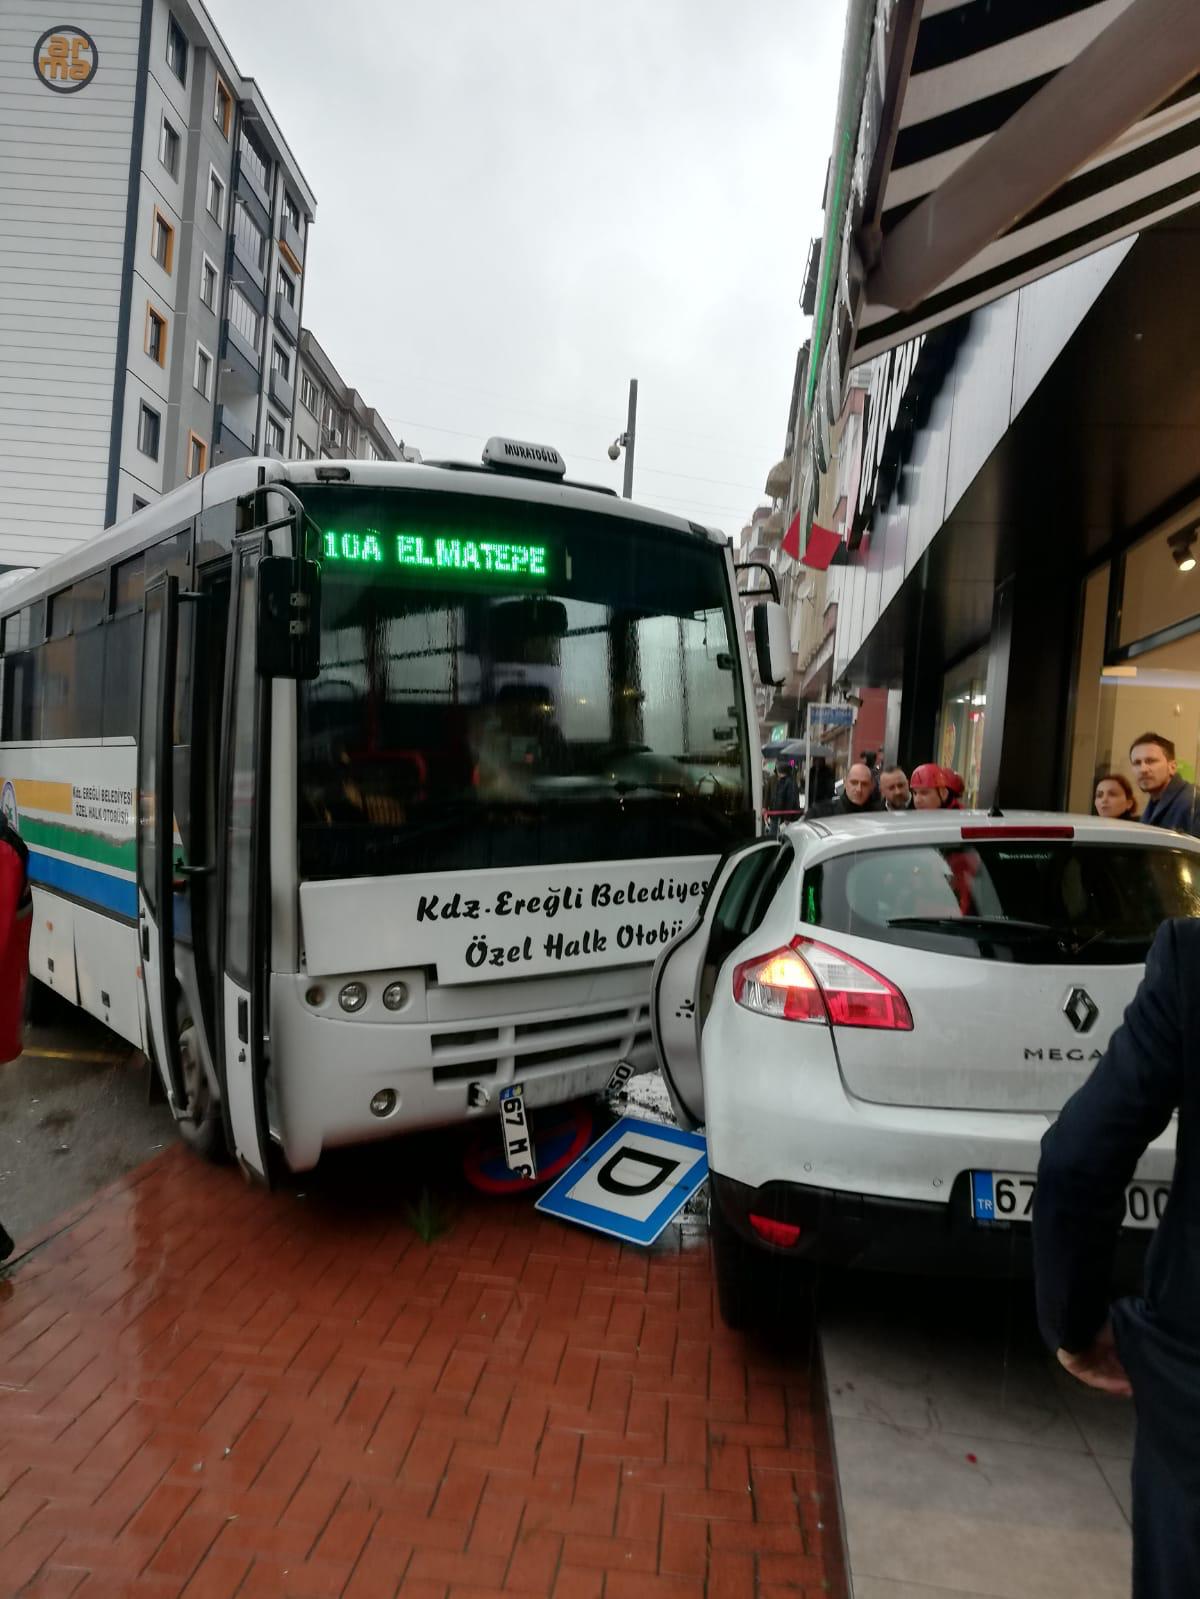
[0,814,31,1265]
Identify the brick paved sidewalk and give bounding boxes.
[0,1146,841,1598]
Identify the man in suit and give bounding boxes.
[1034,918,1199,1597]
[807,762,881,820]
[1131,732,1199,836]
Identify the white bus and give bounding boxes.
[0,440,787,1181]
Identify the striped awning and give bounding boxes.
[854,0,1200,364]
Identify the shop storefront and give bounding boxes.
[1068,510,1200,814]
[936,644,988,806]
[813,211,1200,817]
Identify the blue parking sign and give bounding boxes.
[535,1116,709,1246]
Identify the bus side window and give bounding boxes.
[104,553,146,740]
[102,616,142,739]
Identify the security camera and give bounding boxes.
[608,440,622,461]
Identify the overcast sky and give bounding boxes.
[215,0,847,529]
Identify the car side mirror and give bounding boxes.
[257,555,321,679]
[752,600,790,687]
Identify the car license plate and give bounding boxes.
[970,1171,1168,1229]
[499,1084,537,1179]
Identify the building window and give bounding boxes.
[158,116,180,179]
[271,344,291,382]
[276,267,296,307]
[232,200,266,271]
[282,191,301,233]
[300,374,318,413]
[132,495,149,514]
[193,342,213,399]
[227,284,261,351]
[150,208,174,273]
[265,416,285,454]
[200,254,219,312]
[363,439,380,462]
[166,14,188,83]
[145,305,167,366]
[206,167,225,226]
[213,76,232,139]
[294,438,314,460]
[186,433,208,478]
[137,403,161,461]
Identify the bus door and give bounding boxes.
[215,537,272,1182]
[137,575,187,1114]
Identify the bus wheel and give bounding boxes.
[176,1012,229,1163]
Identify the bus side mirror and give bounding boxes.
[752,600,790,687]
[257,556,321,680]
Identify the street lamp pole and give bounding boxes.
[622,378,637,499]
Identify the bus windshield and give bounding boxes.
[296,485,753,879]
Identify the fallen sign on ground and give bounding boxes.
[535,1115,708,1245]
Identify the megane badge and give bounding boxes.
[1063,987,1099,1035]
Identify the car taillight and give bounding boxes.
[749,1214,802,1247]
[733,936,913,1031]
[732,945,825,1022]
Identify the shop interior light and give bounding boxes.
[1168,528,1197,572]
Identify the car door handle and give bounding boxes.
[237,996,249,1043]
[141,924,150,962]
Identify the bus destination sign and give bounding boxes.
[321,529,549,579]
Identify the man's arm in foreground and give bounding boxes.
[1033,919,1185,1381]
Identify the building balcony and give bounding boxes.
[269,366,294,413]
[234,145,272,219]
[219,321,260,391]
[280,210,304,268]
[273,291,299,344]
[229,228,267,295]
[214,405,255,463]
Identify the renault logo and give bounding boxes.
[1063,987,1099,1034]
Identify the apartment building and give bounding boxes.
[0,2,316,569]
[292,331,415,464]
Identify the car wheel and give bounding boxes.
[175,1011,229,1164]
[709,1184,813,1333]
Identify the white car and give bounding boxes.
[651,811,1200,1328]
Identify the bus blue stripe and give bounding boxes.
[28,849,138,919]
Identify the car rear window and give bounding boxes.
[801,841,1200,963]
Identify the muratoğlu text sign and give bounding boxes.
[297,856,720,984]
[321,529,549,580]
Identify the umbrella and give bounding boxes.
[762,740,833,761]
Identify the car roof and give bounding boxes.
[783,809,1200,860]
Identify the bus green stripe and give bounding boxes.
[19,815,135,872]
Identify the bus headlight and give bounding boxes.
[339,981,367,1013]
[382,982,408,1011]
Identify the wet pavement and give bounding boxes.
[818,1274,1134,1599]
[0,993,173,1243]
[0,1108,842,1598]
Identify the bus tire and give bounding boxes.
[24,977,57,1027]
[176,1010,229,1164]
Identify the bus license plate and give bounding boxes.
[970,1171,1169,1230]
[499,1084,537,1180]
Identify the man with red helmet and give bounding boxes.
[910,763,952,810]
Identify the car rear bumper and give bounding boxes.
[712,1170,1155,1282]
